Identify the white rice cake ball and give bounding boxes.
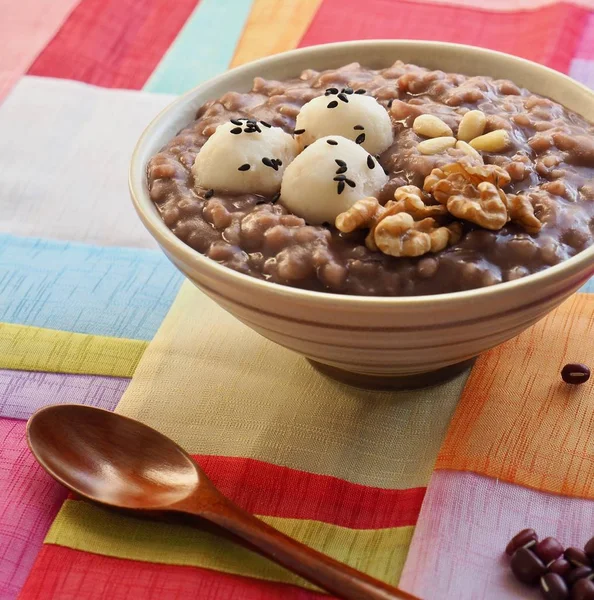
[280,136,389,225]
[192,119,298,196]
[294,89,394,156]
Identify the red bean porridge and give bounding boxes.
[147,61,594,296]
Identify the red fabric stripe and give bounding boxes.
[20,545,328,600]
[195,454,425,529]
[299,0,588,74]
[27,0,199,89]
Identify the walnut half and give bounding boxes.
[393,186,449,219]
[334,186,463,257]
[447,181,508,230]
[506,194,542,233]
[423,159,542,233]
[374,213,462,257]
[335,197,382,233]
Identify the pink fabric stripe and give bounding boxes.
[0,418,67,599]
[299,0,588,75]
[0,370,128,421]
[422,0,594,8]
[0,0,80,103]
[400,470,594,599]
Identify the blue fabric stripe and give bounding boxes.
[580,277,594,293]
[144,0,253,95]
[0,235,183,340]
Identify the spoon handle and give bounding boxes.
[194,495,418,600]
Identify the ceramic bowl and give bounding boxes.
[130,40,594,387]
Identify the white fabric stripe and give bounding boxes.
[570,59,594,90]
[0,76,175,248]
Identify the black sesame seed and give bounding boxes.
[260,120,272,128]
[230,119,243,126]
[345,178,356,188]
[355,89,367,94]
[343,87,354,94]
[230,127,242,134]
[335,166,347,174]
[238,164,251,171]
[271,192,280,203]
[262,157,279,171]
[355,133,366,145]
[325,87,339,95]
[294,128,306,135]
[353,125,365,131]
[327,100,339,109]
[327,139,338,146]
[205,189,214,199]
[335,159,346,167]
[333,175,347,181]
[387,99,394,108]
[276,159,283,166]
[338,93,349,103]
[337,181,345,195]
[367,155,375,169]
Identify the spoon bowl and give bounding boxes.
[27,404,200,509]
[27,404,417,600]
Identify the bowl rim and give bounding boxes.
[130,39,594,308]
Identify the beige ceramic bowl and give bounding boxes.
[130,40,594,386]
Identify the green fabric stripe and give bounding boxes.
[46,500,414,590]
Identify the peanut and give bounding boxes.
[457,110,487,141]
[469,129,511,153]
[413,114,453,138]
[418,136,457,155]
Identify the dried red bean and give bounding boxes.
[511,547,547,585]
[548,558,572,578]
[571,578,594,600]
[506,529,539,555]
[536,538,565,564]
[585,537,594,559]
[540,573,569,600]
[561,364,591,385]
[567,567,593,586]
[566,548,592,568]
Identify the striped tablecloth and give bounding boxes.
[2,1,594,598]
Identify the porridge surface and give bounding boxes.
[147,61,594,296]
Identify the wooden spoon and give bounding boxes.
[27,404,418,600]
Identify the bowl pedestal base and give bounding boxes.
[307,358,475,391]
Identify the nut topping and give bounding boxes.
[412,114,453,138]
[447,181,508,230]
[469,129,512,153]
[374,213,461,257]
[457,110,487,141]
